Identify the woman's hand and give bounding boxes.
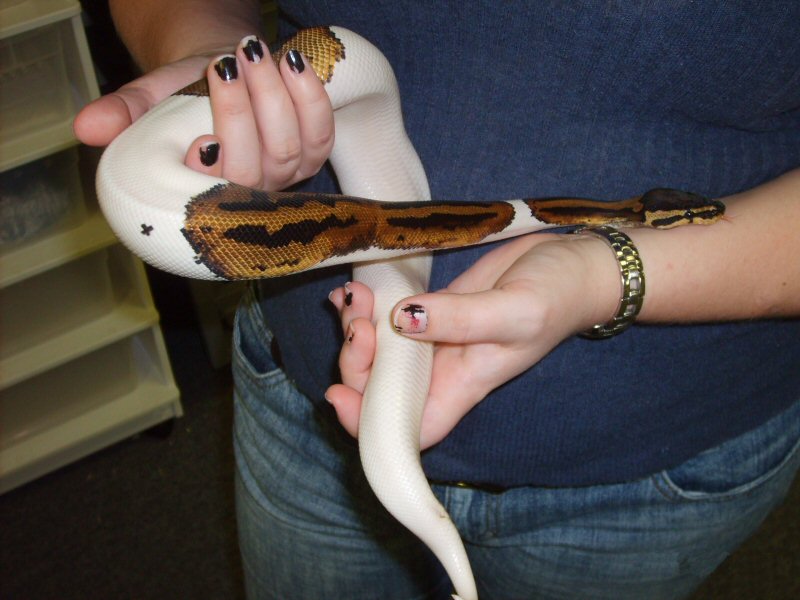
[182,37,334,191]
[326,169,800,449]
[326,232,622,449]
[74,35,334,193]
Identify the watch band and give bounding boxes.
[577,225,645,339]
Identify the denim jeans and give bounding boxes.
[232,290,800,600]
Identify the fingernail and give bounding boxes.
[199,142,220,166]
[214,55,238,81]
[343,282,353,307]
[241,35,264,63]
[393,304,427,334]
[286,49,305,74]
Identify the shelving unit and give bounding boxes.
[0,0,182,494]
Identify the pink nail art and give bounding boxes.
[393,304,427,334]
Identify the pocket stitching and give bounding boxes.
[232,293,286,383]
[233,328,285,382]
[653,429,800,504]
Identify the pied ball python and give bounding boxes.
[96,26,725,600]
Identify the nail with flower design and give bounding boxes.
[392,303,427,334]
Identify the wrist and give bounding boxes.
[518,235,621,337]
[111,0,262,71]
[142,35,249,73]
[565,234,629,334]
[575,227,647,338]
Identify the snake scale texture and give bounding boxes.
[97,27,724,599]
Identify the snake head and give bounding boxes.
[641,188,726,228]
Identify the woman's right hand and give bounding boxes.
[74,35,334,193]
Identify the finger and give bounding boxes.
[235,36,303,189]
[184,135,222,176]
[391,287,540,345]
[338,317,377,392]
[339,281,374,334]
[328,281,357,312]
[208,54,263,188]
[279,50,335,181]
[325,384,362,439]
[329,281,374,335]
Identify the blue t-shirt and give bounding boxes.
[257,1,800,486]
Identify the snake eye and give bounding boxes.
[684,209,694,222]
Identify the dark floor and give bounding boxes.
[0,272,244,600]
[1,268,798,599]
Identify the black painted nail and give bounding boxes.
[199,142,220,166]
[286,49,305,74]
[242,36,264,63]
[344,282,353,306]
[214,56,238,81]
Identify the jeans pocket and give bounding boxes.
[232,287,284,381]
[654,399,800,501]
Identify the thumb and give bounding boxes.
[391,287,538,345]
[73,93,137,147]
[73,55,210,147]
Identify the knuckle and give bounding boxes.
[309,127,334,151]
[225,167,263,189]
[217,101,250,121]
[268,138,303,168]
[447,306,475,344]
[293,163,324,183]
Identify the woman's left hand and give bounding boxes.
[326,232,621,448]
